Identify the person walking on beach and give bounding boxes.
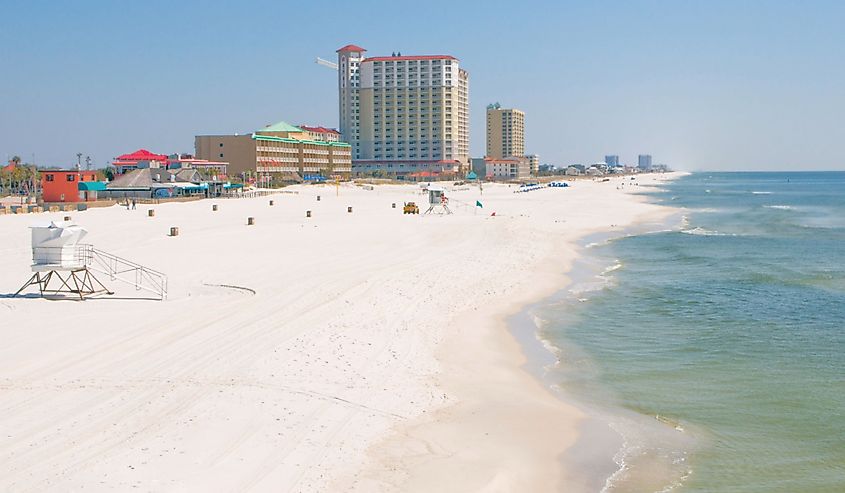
[131,198,136,210]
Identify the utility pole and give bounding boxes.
[31,153,37,204]
[85,155,92,171]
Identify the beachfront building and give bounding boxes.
[299,125,341,143]
[526,154,539,176]
[484,157,530,180]
[195,121,352,183]
[166,155,228,179]
[605,155,619,167]
[638,154,653,170]
[566,165,585,176]
[41,169,105,203]
[338,44,470,177]
[112,150,228,178]
[486,104,525,159]
[103,167,213,199]
[112,149,169,175]
[337,44,366,159]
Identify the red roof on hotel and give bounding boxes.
[115,149,168,162]
[337,44,366,52]
[299,125,341,135]
[362,55,458,63]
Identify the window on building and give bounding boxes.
[219,143,224,147]
[67,174,76,182]
[219,153,224,158]
[46,174,54,182]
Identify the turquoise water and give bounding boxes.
[539,172,845,492]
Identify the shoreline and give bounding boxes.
[513,212,690,492]
[351,173,687,491]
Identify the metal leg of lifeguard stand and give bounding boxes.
[70,270,84,301]
[13,272,40,298]
[80,269,113,296]
[47,271,77,297]
[14,269,112,300]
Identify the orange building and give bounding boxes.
[41,169,102,203]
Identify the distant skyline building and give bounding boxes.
[526,154,539,176]
[486,104,525,159]
[605,155,619,167]
[638,154,653,170]
[338,44,470,176]
[484,156,530,180]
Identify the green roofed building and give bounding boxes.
[256,121,303,134]
[195,121,351,184]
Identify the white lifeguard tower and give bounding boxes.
[424,186,452,215]
[15,221,112,300]
[14,221,168,301]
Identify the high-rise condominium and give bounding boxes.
[337,45,365,159]
[337,44,470,175]
[638,154,653,170]
[486,103,525,159]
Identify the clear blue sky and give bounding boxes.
[2,0,843,171]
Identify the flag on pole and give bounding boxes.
[476,200,483,208]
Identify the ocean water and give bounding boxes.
[538,172,845,492]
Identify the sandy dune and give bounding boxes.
[0,175,679,491]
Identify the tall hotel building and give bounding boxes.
[337,44,470,176]
[486,104,525,159]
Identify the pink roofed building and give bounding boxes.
[112,149,168,174]
[298,125,341,143]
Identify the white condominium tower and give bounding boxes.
[337,44,470,175]
[486,103,525,159]
[336,44,366,159]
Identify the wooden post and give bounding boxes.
[64,215,72,221]
[317,195,321,201]
[212,204,218,211]
[306,210,311,218]
[269,200,274,206]
[148,209,155,217]
[392,203,396,208]
[347,206,352,213]
[170,227,179,236]
[247,217,255,225]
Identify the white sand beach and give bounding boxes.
[0,174,680,491]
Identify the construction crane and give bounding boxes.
[315,57,338,70]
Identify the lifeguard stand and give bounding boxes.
[14,221,112,300]
[424,186,452,215]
